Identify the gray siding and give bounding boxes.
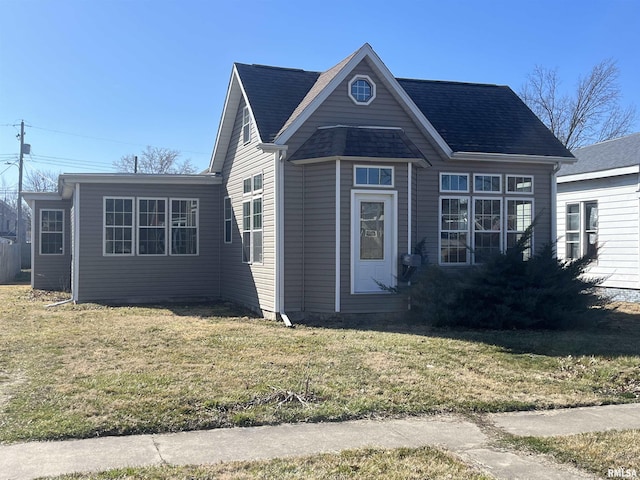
[301,162,337,313]
[220,97,276,313]
[76,183,220,303]
[31,199,72,291]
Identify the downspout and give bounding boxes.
[551,162,561,257]
[260,143,292,327]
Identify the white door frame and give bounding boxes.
[350,189,398,294]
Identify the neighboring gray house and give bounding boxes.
[25,44,574,318]
[557,133,640,299]
[0,199,18,241]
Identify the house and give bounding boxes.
[24,44,574,318]
[0,199,18,241]
[556,133,640,301]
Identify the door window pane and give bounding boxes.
[360,201,384,260]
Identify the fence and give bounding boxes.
[0,243,21,284]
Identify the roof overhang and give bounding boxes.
[557,164,639,183]
[289,155,430,168]
[450,151,576,165]
[59,173,222,199]
[21,192,63,209]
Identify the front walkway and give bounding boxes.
[1,403,638,480]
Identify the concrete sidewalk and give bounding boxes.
[1,403,638,480]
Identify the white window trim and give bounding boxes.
[252,171,264,194]
[137,197,168,257]
[506,197,535,256]
[473,174,502,193]
[348,74,376,105]
[440,172,470,193]
[103,196,135,257]
[506,175,534,194]
[224,196,232,244]
[439,195,471,265]
[472,196,503,263]
[353,165,395,187]
[39,209,64,256]
[242,105,251,145]
[169,198,199,256]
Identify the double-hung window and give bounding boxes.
[473,198,502,263]
[40,209,64,255]
[242,106,251,144]
[506,199,533,259]
[224,197,232,244]
[171,199,198,255]
[104,198,134,255]
[440,197,469,264]
[242,172,263,264]
[138,199,166,255]
[566,201,598,260]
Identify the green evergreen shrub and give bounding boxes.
[409,227,608,330]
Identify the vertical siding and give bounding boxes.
[557,175,640,289]
[76,183,219,303]
[31,199,72,291]
[220,97,276,313]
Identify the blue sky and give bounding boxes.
[1,0,638,195]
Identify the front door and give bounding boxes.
[352,192,396,293]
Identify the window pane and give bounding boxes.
[360,202,384,260]
[242,231,251,263]
[380,168,392,185]
[253,173,263,191]
[253,198,262,229]
[585,202,598,230]
[475,175,501,192]
[243,178,252,194]
[441,174,468,192]
[355,167,367,185]
[253,231,263,263]
[566,204,580,231]
[243,202,251,231]
[440,232,468,264]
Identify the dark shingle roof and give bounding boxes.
[236,62,573,158]
[397,79,572,158]
[235,63,319,142]
[558,133,640,176]
[289,126,427,161]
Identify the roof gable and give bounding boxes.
[210,44,574,173]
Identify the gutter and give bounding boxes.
[551,162,561,256]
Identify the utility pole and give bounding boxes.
[16,120,24,245]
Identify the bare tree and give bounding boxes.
[520,59,636,150]
[113,146,196,174]
[24,168,59,192]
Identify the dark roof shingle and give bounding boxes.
[558,132,640,176]
[236,62,573,158]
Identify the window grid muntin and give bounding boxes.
[104,197,134,255]
[473,198,502,263]
[40,209,64,255]
[348,75,376,105]
[224,197,232,244]
[506,175,534,194]
[170,198,198,255]
[354,165,394,187]
[242,106,251,144]
[138,198,166,256]
[440,196,470,264]
[474,174,502,193]
[506,199,533,259]
[440,173,469,193]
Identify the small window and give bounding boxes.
[253,173,263,192]
[40,209,64,255]
[243,178,252,195]
[224,197,232,244]
[474,174,501,193]
[440,173,469,193]
[507,175,534,194]
[565,203,581,260]
[354,166,393,187]
[348,75,376,105]
[104,197,134,255]
[242,106,251,144]
[170,199,198,255]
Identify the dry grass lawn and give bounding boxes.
[1,283,639,443]
[44,446,494,480]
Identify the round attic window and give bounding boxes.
[348,75,376,105]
